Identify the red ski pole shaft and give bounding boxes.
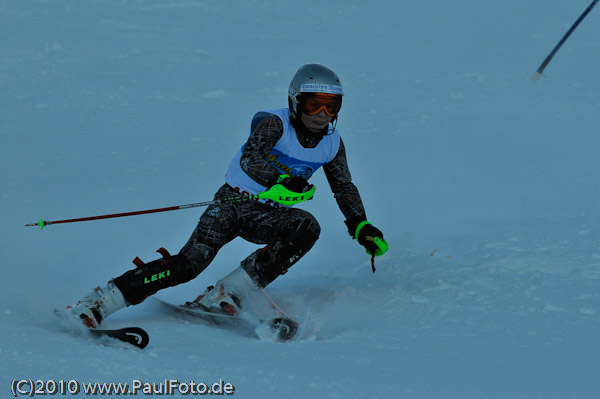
[25,197,248,230]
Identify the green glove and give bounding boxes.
[345,217,389,272]
[354,221,389,257]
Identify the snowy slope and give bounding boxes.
[2,0,599,398]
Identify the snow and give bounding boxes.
[1,0,599,397]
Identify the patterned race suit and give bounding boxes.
[113,111,367,304]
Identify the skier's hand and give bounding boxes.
[345,217,389,257]
[277,175,313,194]
[258,175,316,206]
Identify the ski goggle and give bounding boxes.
[301,93,342,117]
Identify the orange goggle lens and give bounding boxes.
[301,93,342,117]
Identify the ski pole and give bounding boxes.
[25,196,250,230]
[532,0,599,81]
[26,176,315,230]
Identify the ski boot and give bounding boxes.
[67,280,127,328]
[193,266,259,316]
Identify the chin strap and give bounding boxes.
[330,116,338,133]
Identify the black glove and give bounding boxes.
[345,216,389,272]
[356,223,385,253]
[259,175,315,206]
[276,175,312,193]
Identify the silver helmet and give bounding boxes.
[288,63,343,120]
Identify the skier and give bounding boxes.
[68,63,388,328]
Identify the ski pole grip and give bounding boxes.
[355,221,389,256]
[371,237,389,257]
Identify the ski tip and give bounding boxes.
[531,71,542,82]
[270,318,299,341]
[122,327,150,349]
[90,327,150,349]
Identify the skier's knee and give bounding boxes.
[242,217,320,288]
[289,216,320,249]
[301,215,320,239]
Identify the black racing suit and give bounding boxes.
[114,114,367,304]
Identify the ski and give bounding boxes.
[89,327,149,349]
[54,309,149,349]
[153,298,299,341]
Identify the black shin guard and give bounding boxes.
[242,219,320,288]
[113,248,197,305]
